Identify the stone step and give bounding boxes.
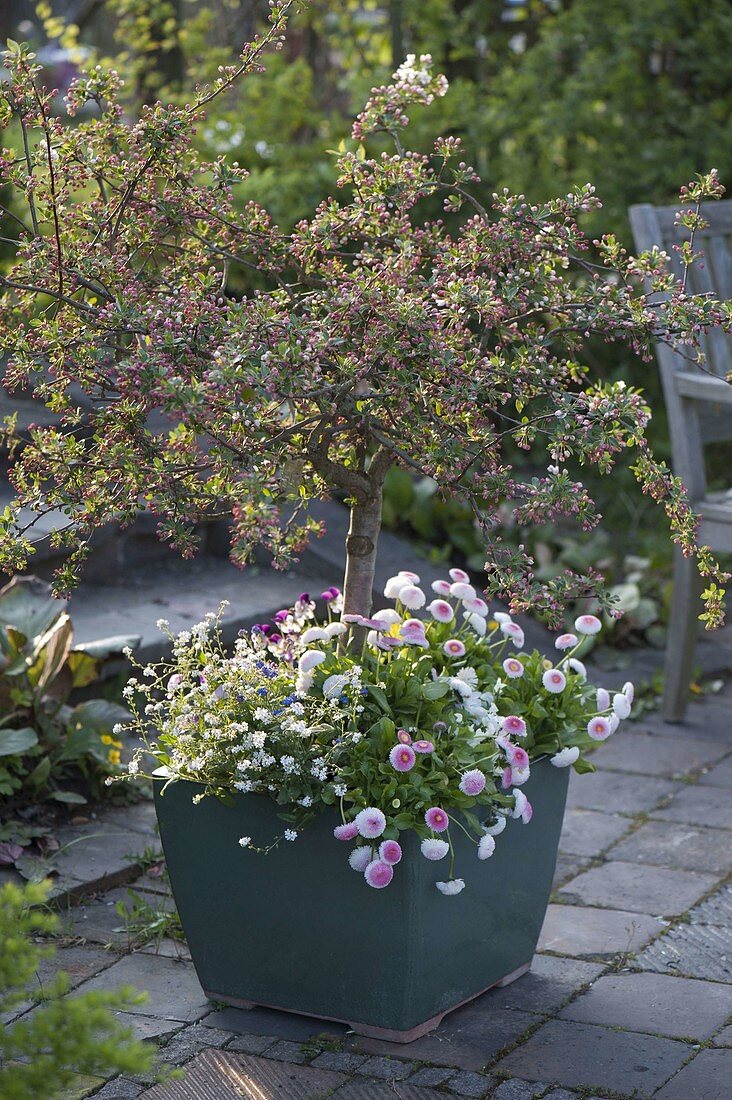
[67,552,336,668]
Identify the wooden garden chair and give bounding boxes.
[629,200,732,721]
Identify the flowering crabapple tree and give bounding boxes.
[0,12,729,633]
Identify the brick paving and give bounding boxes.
[10,678,731,1098]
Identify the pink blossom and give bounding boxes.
[567,658,587,680]
[459,769,486,796]
[449,568,470,583]
[364,860,394,888]
[298,650,326,672]
[463,596,489,617]
[574,614,602,636]
[431,579,452,597]
[372,608,401,626]
[542,668,566,693]
[399,570,421,584]
[512,789,533,822]
[421,837,449,860]
[342,614,386,630]
[355,807,386,838]
[478,834,496,860]
[399,584,426,610]
[397,728,412,744]
[389,743,416,772]
[613,692,631,719]
[596,687,610,710]
[400,618,428,647]
[484,816,507,836]
[167,674,183,691]
[428,599,454,622]
[502,715,527,737]
[465,612,487,636]
[413,739,435,753]
[503,657,525,679]
[555,632,578,650]
[450,581,476,600]
[501,621,525,648]
[443,638,466,657]
[425,806,449,832]
[379,840,402,865]
[623,681,635,704]
[333,822,359,841]
[506,745,529,769]
[436,878,465,895]
[510,764,530,786]
[587,716,612,740]
[501,766,513,789]
[551,746,580,767]
[348,846,372,872]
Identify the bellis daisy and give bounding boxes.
[364,860,394,889]
[355,807,387,838]
[425,806,449,832]
[575,614,602,635]
[421,838,449,860]
[542,668,566,693]
[436,878,465,895]
[389,743,416,772]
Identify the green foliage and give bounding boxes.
[0,575,136,808]
[0,879,167,1099]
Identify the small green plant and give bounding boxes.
[0,575,137,809]
[113,878,185,952]
[0,879,174,1099]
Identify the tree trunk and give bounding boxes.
[341,486,383,623]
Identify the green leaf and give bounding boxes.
[73,634,140,660]
[421,680,449,700]
[68,699,130,733]
[0,576,64,644]
[0,727,39,757]
[572,757,596,774]
[365,684,390,713]
[50,790,88,804]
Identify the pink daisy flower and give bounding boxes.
[501,766,513,789]
[574,614,602,636]
[613,692,631,719]
[368,631,400,651]
[436,878,465,895]
[484,816,507,836]
[567,658,587,680]
[503,657,524,679]
[428,599,454,622]
[443,639,466,658]
[399,570,421,584]
[542,668,567,693]
[450,581,476,600]
[298,650,326,672]
[389,744,416,772]
[550,746,580,768]
[342,614,386,630]
[465,612,487,636]
[587,716,612,741]
[449,568,471,584]
[596,687,610,711]
[413,740,435,753]
[431,579,453,597]
[399,584,426,610]
[397,729,413,744]
[425,806,449,832]
[506,745,529,769]
[355,807,386,838]
[421,837,449,860]
[510,764,530,786]
[379,840,402,865]
[478,834,496,860]
[348,846,372,872]
[554,632,578,650]
[333,822,359,841]
[501,621,525,648]
[502,715,527,737]
[623,681,635,704]
[463,596,489,617]
[372,608,401,626]
[512,789,533,823]
[364,860,394,889]
[459,769,486,796]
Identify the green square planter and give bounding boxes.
[153,756,568,1042]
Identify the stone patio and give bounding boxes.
[6,679,731,1099]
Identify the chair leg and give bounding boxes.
[662,547,702,723]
